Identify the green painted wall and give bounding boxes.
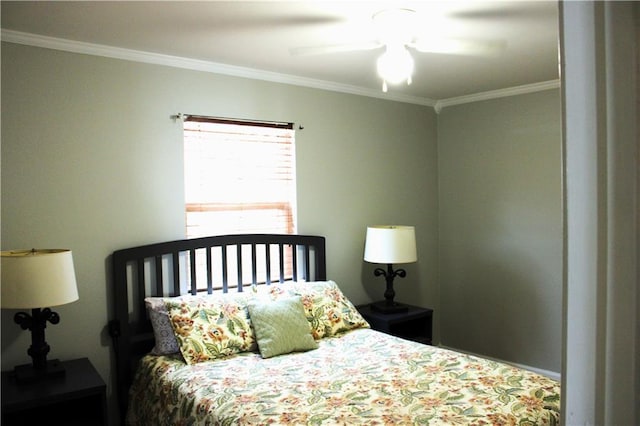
[438,90,563,373]
[1,42,437,419]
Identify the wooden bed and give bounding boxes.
[109,233,560,425]
[108,234,326,417]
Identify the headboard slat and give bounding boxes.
[206,247,213,294]
[136,259,145,326]
[154,256,163,296]
[171,251,180,296]
[304,245,311,281]
[265,244,272,284]
[188,248,196,295]
[292,244,298,281]
[278,244,285,282]
[236,244,243,292]
[251,243,257,286]
[221,245,228,292]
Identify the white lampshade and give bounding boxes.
[1,249,79,309]
[364,226,417,264]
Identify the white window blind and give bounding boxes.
[183,117,297,289]
[183,116,296,237]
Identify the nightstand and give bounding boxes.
[358,303,433,344]
[1,357,107,426]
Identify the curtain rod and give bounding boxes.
[173,113,294,129]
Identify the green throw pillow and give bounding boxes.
[248,296,318,359]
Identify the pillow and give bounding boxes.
[146,291,266,356]
[146,295,201,355]
[268,281,369,339]
[166,295,256,364]
[248,296,318,358]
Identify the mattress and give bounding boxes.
[126,328,560,425]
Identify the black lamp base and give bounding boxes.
[371,263,409,314]
[13,359,65,384]
[13,308,65,384]
[370,301,409,314]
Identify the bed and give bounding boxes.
[108,234,560,425]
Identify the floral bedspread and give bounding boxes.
[126,328,560,425]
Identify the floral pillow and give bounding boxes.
[145,295,202,355]
[166,293,258,364]
[268,280,369,339]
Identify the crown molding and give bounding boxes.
[2,29,558,110]
[1,29,436,107]
[433,80,561,113]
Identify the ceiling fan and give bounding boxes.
[290,8,506,92]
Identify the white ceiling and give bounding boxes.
[1,1,560,105]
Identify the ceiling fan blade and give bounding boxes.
[411,38,506,56]
[289,41,382,57]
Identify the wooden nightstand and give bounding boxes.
[1,357,107,426]
[358,303,433,345]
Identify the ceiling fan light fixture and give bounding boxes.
[372,8,416,46]
[377,44,414,90]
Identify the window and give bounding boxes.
[182,116,297,289]
[183,116,297,238]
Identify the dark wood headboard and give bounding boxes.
[108,233,326,417]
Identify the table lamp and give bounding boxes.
[1,249,79,383]
[364,225,417,313]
